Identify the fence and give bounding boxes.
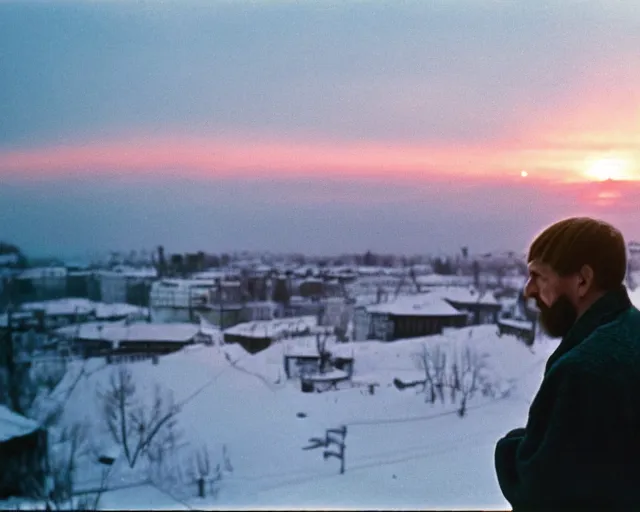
[105,353,160,365]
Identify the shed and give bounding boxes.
[55,321,211,359]
[432,288,502,325]
[283,337,354,379]
[223,316,318,354]
[364,294,468,341]
[497,318,535,345]
[0,405,49,499]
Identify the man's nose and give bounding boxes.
[523,279,535,299]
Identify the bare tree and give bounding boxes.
[413,344,449,405]
[316,331,332,374]
[186,445,222,498]
[432,346,447,403]
[23,421,109,512]
[413,344,435,402]
[450,347,485,417]
[160,444,233,501]
[410,343,499,417]
[97,365,181,469]
[51,423,88,503]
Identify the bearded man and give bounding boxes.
[494,217,640,512]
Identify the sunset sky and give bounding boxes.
[1,0,639,258]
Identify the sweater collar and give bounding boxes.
[544,285,632,374]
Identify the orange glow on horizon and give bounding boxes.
[583,157,636,182]
[0,94,638,185]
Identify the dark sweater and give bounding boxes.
[494,286,640,512]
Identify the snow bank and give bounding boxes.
[30,324,557,510]
[0,405,40,442]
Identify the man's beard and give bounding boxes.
[536,294,578,338]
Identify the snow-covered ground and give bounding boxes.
[5,325,559,510]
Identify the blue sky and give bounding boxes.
[1,0,639,258]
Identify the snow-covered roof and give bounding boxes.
[21,298,95,316]
[411,263,434,274]
[68,270,94,276]
[365,293,465,317]
[243,300,278,309]
[0,253,19,266]
[289,295,315,305]
[415,274,473,287]
[284,335,353,359]
[191,270,227,280]
[18,266,67,279]
[354,294,384,307]
[431,287,500,306]
[56,321,205,343]
[105,266,158,278]
[0,311,34,327]
[17,299,146,320]
[0,405,41,442]
[306,369,350,381]
[224,316,318,339]
[357,266,386,276]
[498,318,533,330]
[301,277,323,284]
[293,265,320,277]
[151,278,218,291]
[501,275,527,289]
[94,303,147,319]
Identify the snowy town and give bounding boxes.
[2,243,640,509]
[3,0,640,507]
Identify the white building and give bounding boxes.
[242,300,279,322]
[149,278,216,323]
[321,296,349,328]
[19,298,147,329]
[17,267,68,300]
[98,266,157,304]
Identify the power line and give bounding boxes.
[176,344,256,408]
[345,397,502,427]
[148,480,195,511]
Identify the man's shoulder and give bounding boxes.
[587,305,640,343]
[564,306,640,374]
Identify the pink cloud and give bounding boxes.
[0,135,514,182]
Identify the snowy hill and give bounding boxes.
[15,326,559,510]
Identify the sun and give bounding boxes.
[584,157,633,182]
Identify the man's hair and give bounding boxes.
[528,217,627,291]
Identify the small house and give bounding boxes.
[353,294,468,342]
[283,336,354,379]
[432,287,502,325]
[223,316,318,354]
[94,302,148,323]
[0,405,49,499]
[20,298,95,329]
[497,318,535,345]
[0,310,51,356]
[15,267,67,302]
[55,321,212,360]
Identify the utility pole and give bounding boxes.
[3,306,22,414]
[303,425,347,475]
[217,279,224,331]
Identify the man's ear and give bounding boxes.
[576,264,595,297]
